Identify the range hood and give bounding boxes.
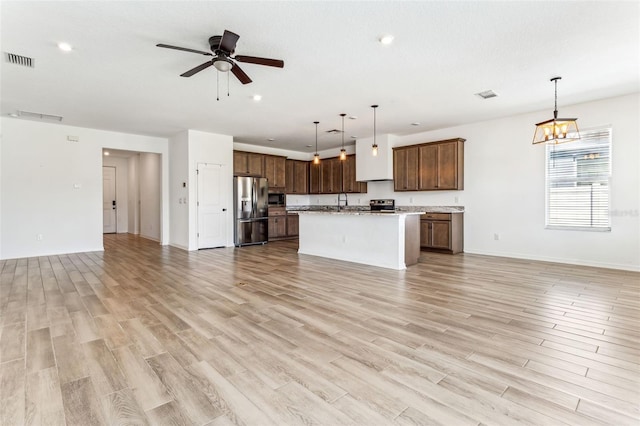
[355,134,395,181]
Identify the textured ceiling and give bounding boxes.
[1,1,638,153]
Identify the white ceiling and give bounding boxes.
[1,1,638,153]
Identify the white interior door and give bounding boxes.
[103,166,117,233]
[197,163,226,248]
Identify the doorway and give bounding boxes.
[102,166,117,233]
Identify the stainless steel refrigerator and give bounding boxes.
[234,177,269,246]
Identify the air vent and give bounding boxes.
[475,90,498,99]
[17,110,63,121]
[5,52,34,68]
[326,129,342,134]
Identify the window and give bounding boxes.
[546,127,612,230]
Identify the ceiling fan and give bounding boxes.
[156,30,284,85]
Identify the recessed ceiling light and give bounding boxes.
[379,35,394,45]
[253,94,262,101]
[58,42,72,52]
[8,113,18,117]
[267,138,275,141]
[349,116,357,120]
[350,135,358,139]
[103,151,110,156]
[411,122,420,126]
[306,144,312,147]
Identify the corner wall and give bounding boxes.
[0,118,169,259]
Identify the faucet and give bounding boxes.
[337,192,348,211]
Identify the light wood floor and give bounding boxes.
[1,234,638,425]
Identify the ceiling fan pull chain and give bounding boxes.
[216,70,220,101]
[227,71,230,97]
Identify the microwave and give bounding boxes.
[268,193,285,206]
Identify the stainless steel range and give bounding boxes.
[369,199,395,212]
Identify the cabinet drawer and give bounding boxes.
[268,207,286,216]
[421,213,451,221]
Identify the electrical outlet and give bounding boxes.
[409,197,413,204]
[454,196,459,203]
[36,234,44,241]
[494,233,500,241]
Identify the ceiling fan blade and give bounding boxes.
[156,43,212,56]
[231,64,252,85]
[235,55,284,68]
[219,30,240,53]
[180,61,213,77]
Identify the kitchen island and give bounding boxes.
[297,211,424,270]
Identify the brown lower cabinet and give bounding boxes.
[420,213,463,254]
[286,212,299,237]
[268,207,287,240]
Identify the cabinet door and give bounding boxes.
[294,161,309,194]
[394,147,419,191]
[332,158,343,193]
[431,221,451,249]
[309,162,321,194]
[342,156,354,193]
[285,160,295,193]
[320,160,333,193]
[265,155,286,188]
[233,151,248,175]
[420,221,431,247]
[287,214,299,236]
[418,144,438,190]
[437,142,458,190]
[268,216,286,239]
[247,153,264,176]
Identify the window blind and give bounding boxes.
[546,127,611,230]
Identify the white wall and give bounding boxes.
[0,118,169,259]
[127,154,140,234]
[139,153,162,241]
[189,130,234,250]
[169,131,190,249]
[102,156,129,233]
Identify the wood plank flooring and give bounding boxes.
[1,233,638,425]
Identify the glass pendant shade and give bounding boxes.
[533,77,580,145]
[372,144,378,156]
[313,121,320,164]
[339,149,347,160]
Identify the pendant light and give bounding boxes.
[339,113,347,160]
[313,121,320,164]
[371,105,379,156]
[532,77,580,145]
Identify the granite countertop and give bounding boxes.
[296,210,424,216]
[287,205,464,213]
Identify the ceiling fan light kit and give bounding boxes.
[532,76,580,145]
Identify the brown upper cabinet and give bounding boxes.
[234,151,264,176]
[393,146,419,191]
[342,155,368,194]
[264,155,286,189]
[394,138,465,191]
[285,160,309,194]
[309,155,367,194]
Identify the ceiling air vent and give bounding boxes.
[17,110,63,121]
[475,90,498,99]
[5,52,35,68]
[326,129,342,134]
